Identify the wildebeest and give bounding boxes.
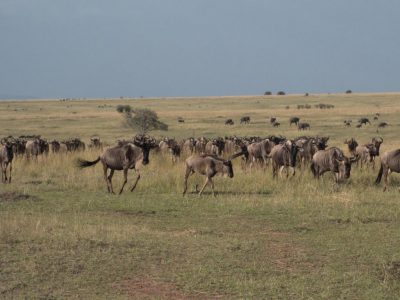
[356,124,362,128]
[205,138,225,156]
[296,136,329,166]
[289,117,300,126]
[272,122,280,128]
[177,117,185,123]
[25,138,49,160]
[182,138,196,155]
[225,119,234,125]
[246,138,277,169]
[375,149,400,191]
[89,137,102,149]
[269,140,299,178]
[344,120,352,127]
[269,117,276,124]
[194,137,208,154]
[298,122,310,130]
[0,142,13,183]
[355,137,383,168]
[182,151,244,196]
[358,118,370,126]
[311,147,357,182]
[240,116,250,124]
[344,138,358,157]
[377,122,388,132]
[77,135,157,194]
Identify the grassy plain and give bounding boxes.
[1,93,400,299]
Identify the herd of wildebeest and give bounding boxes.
[0,112,399,196]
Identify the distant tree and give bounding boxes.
[345,90,352,94]
[277,91,286,95]
[116,105,168,134]
[305,93,309,96]
[264,91,272,95]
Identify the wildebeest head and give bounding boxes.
[315,137,329,150]
[222,160,234,178]
[133,135,157,165]
[2,142,14,162]
[336,156,357,180]
[284,140,299,168]
[344,138,358,152]
[371,137,383,156]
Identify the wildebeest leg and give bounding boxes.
[130,169,141,192]
[209,178,216,197]
[103,164,111,193]
[108,169,115,194]
[198,177,211,196]
[383,167,389,192]
[8,163,12,183]
[279,166,286,178]
[119,168,128,195]
[182,166,193,196]
[1,164,4,183]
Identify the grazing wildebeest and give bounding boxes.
[272,122,280,127]
[225,119,234,125]
[373,116,379,121]
[182,151,244,196]
[77,135,157,194]
[344,138,358,157]
[358,118,370,126]
[177,117,185,123]
[89,137,102,149]
[269,117,276,124]
[344,120,352,127]
[377,122,388,132]
[0,142,13,183]
[289,117,300,126]
[356,124,362,128]
[298,122,310,130]
[311,147,357,183]
[270,140,299,178]
[375,149,400,191]
[240,116,250,124]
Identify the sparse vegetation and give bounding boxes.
[1,94,400,298]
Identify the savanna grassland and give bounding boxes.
[1,93,400,299]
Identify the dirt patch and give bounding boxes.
[0,192,39,202]
[112,277,222,299]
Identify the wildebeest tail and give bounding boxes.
[375,164,383,184]
[76,157,100,168]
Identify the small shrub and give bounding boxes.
[277,91,286,96]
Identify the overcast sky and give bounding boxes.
[0,0,399,99]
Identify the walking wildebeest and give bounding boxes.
[375,149,400,191]
[289,117,300,126]
[89,137,102,149]
[269,140,299,178]
[77,135,157,194]
[182,150,245,196]
[311,147,357,183]
[298,122,310,130]
[0,142,13,183]
[225,119,234,125]
[240,116,250,124]
[182,138,196,155]
[246,138,277,169]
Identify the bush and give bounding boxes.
[117,106,168,134]
[277,91,286,96]
[264,91,272,95]
[345,90,352,94]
